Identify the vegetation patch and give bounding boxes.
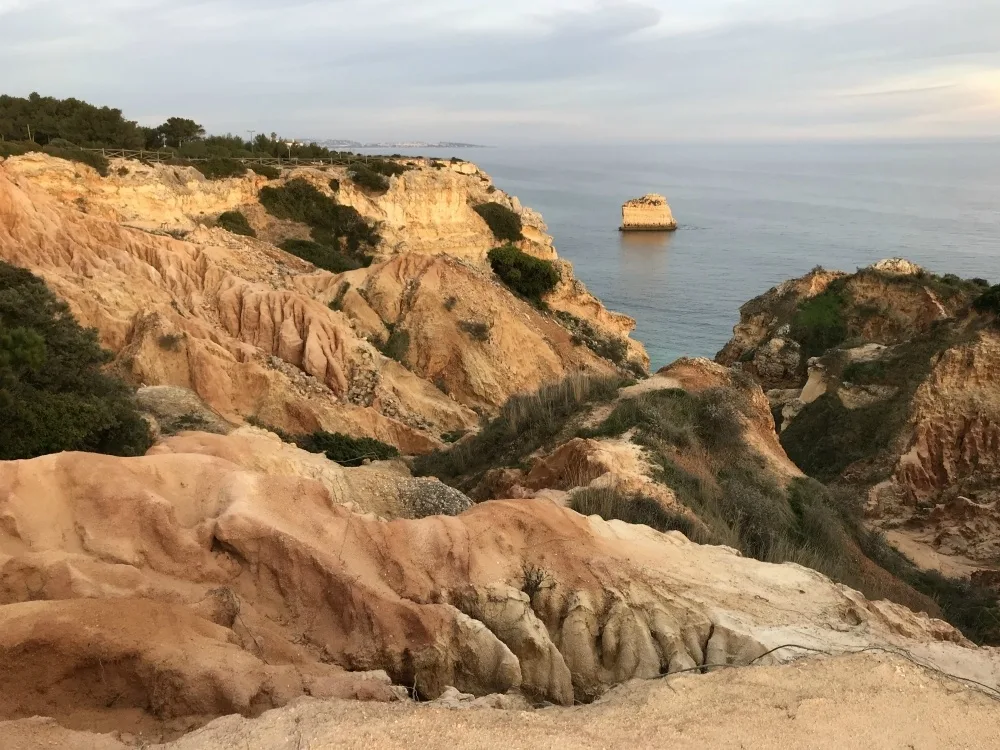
[296,430,399,467]
[0,261,151,460]
[192,158,247,180]
[349,165,390,194]
[488,244,560,304]
[260,178,380,256]
[790,285,848,356]
[973,284,1000,316]
[379,327,410,363]
[458,320,491,342]
[156,333,184,351]
[413,374,626,488]
[249,164,280,180]
[279,239,362,274]
[474,203,523,242]
[571,486,706,541]
[216,210,256,237]
[329,281,351,312]
[555,310,641,375]
[781,323,966,483]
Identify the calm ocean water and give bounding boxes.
[389,142,1000,369]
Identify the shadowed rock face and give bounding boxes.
[0,154,646,450]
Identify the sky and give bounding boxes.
[1,0,999,143]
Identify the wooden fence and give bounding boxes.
[79,148,375,167]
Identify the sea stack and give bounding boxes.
[620,194,677,232]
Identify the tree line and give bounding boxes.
[0,92,355,159]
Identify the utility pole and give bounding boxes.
[26,124,33,142]
[247,130,256,152]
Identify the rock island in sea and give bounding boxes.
[619,193,677,231]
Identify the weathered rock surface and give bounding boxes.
[719,261,1000,572]
[0,153,645,449]
[1,434,996,744]
[20,653,994,750]
[619,194,677,231]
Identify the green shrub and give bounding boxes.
[329,178,341,192]
[295,430,399,467]
[365,158,410,178]
[349,165,390,193]
[973,285,1000,315]
[279,239,362,273]
[329,281,351,312]
[414,374,626,486]
[157,333,184,351]
[443,296,457,312]
[790,287,848,356]
[570,486,706,541]
[441,429,467,444]
[41,146,109,176]
[216,210,256,237]
[193,158,247,180]
[488,244,560,303]
[380,328,410,363]
[458,320,491,342]
[474,203,523,242]
[0,140,32,158]
[554,310,636,371]
[971,278,990,288]
[260,179,380,252]
[0,261,152,459]
[249,164,280,180]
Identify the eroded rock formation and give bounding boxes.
[619,194,677,231]
[0,434,995,744]
[0,153,646,449]
[717,261,1000,572]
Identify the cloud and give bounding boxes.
[1,0,998,141]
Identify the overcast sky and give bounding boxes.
[2,0,998,143]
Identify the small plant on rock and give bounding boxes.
[216,210,256,237]
[520,563,555,598]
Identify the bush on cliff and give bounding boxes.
[349,165,390,194]
[973,284,1000,316]
[260,179,381,253]
[0,261,152,460]
[279,239,362,274]
[488,244,560,303]
[216,211,256,237]
[249,164,280,180]
[789,286,848,356]
[39,145,110,177]
[296,430,399,467]
[474,203,523,242]
[193,158,247,180]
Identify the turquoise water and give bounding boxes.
[388,142,1000,369]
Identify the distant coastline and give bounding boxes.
[309,139,490,150]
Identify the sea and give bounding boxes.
[370,142,1000,370]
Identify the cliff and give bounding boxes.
[717,260,1000,576]
[0,427,993,746]
[0,153,647,449]
[620,193,677,231]
[2,152,999,748]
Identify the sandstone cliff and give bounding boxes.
[620,194,677,231]
[717,260,1000,579]
[0,153,647,449]
[0,430,995,745]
